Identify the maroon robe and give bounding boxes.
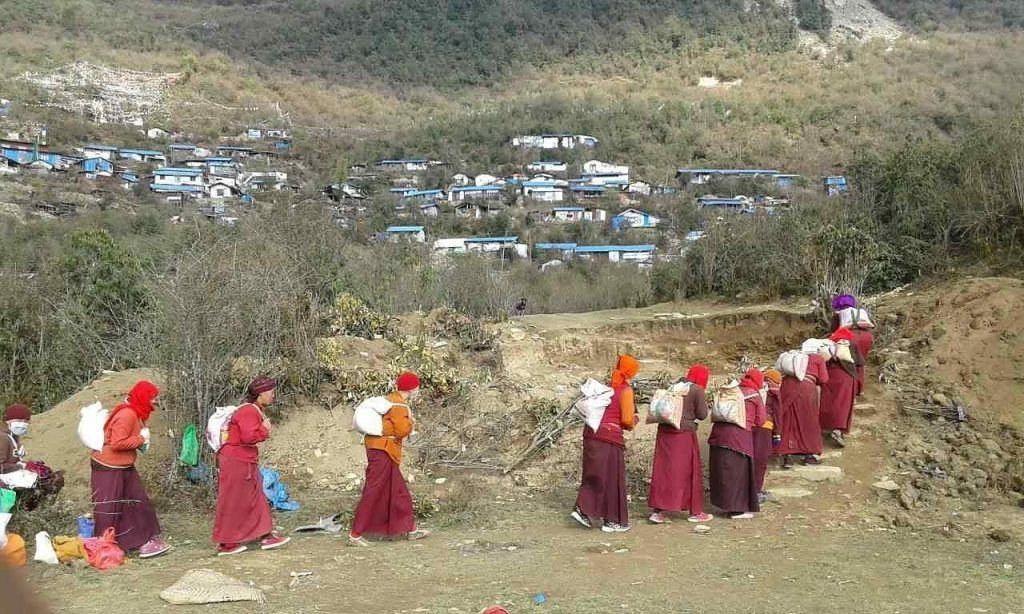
[850,328,874,396]
[819,359,858,433]
[90,460,160,551]
[647,429,705,515]
[708,390,761,513]
[774,354,829,456]
[213,404,273,546]
[351,448,415,537]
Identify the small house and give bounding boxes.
[433,238,470,256]
[522,180,567,202]
[611,208,660,230]
[675,168,781,185]
[454,201,504,219]
[81,144,119,161]
[823,176,848,197]
[474,173,502,187]
[697,195,749,210]
[209,181,243,200]
[153,167,204,186]
[419,202,440,217]
[773,174,801,188]
[509,134,599,150]
[266,129,289,139]
[149,183,205,201]
[581,160,629,186]
[449,185,503,203]
[385,225,426,243]
[323,183,368,201]
[464,236,528,258]
[400,189,445,203]
[526,160,568,173]
[533,243,578,260]
[119,149,166,164]
[574,244,656,266]
[450,173,474,187]
[146,127,170,140]
[548,206,607,223]
[571,185,606,199]
[76,157,115,179]
[216,146,255,159]
[377,159,429,172]
[246,128,263,140]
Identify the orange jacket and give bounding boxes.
[364,391,413,464]
[91,408,145,468]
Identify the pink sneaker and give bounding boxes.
[687,513,714,523]
[260,533,290,551]
[139,538,172,559]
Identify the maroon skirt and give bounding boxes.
[90,460,160,551]
[575,437,628,526]
[212,455,274,546]
[351,449,415,537]
[709,446,759,514]
[775,378,823,456]
[647,430,705,515]
[820,365,857,433]
[752,428,773,494]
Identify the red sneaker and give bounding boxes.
[139,538,172,559]
[260,533,290,551]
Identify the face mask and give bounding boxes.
[408,389,421,401]
[9,421,28,437]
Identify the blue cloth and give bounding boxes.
[259,467,300,511]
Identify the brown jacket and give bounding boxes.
[0,422,25,473]
[364,392,413,464]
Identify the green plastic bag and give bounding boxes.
[179,424,199,467]
[0,488,15,513]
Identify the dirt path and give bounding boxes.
[24,385,1023,614]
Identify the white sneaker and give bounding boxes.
[406,529,431,541]
[687,513,714,523]
[570,509,592,529]
[648,512,668,524]
[729,512,755,520]
[601,523,631,533]
[348,535,371,547]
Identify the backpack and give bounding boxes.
[574,378,614,432]
[711,381,746,427]
[646,382,691,429]
[77,402,108,452]
[206,406,240,452]
[776,350,809,381]
[352,397,396,436]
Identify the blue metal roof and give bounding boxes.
[149,183,204,192]
[155,167,203,176]
[84,144,118,151]
[218,146,253,151]
[535,243,577,250]
[387,226,425,233]
[523,180,560,187]
[452,184,503,192]
[575,244,656,253]
[677,168,780,174]
[531,160,564,165]
[401,189,444,198]
[552,207,584,212]
[699,197,746,206]
[464,236,518,243]
[823,176,847,184]
[379,159,428,164]
[572,185,605,192]
[169,143,197,149]
[120,149,164,156]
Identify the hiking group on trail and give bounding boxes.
[571,294,875,532]
[1,294,874,566]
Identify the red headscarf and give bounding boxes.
[685,364,709,389]
[122,380,159,423]
[3,404,31,422]
[830,328,855,342]
[396,372,421,392]
[610,354,640,388]
[740,368,764,391]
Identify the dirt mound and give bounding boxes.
[25,369,167,507]
[825,0,903,42]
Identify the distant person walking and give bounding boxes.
[708,369,764,519]
[572,354,639,533]
[212,377,290,556]
[754,369,783,500]
[774,344,830,468]
[349,372,430,546]
[647,364,713,524]
[90,380,170,559]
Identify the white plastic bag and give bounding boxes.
[647,382,691,429]
[0,512,10,549]
[711,380,746,427]
[574,378,614,432]
[352,397,394,436]
[776,351,808,381]
[33,531,59,565]
[206,406,239,452]
[0,470,38,490]
[78,402,108,452]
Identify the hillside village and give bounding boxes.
[1,123,849,268]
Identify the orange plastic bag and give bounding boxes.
[82,527,124,571]
[0,533,27,568]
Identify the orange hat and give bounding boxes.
[763,368,782,386]
[610,354,640,388]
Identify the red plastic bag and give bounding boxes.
[83,527,124,571]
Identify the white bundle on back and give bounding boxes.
[206,406,240,452]
[711,380,746,427]
[647,382,691,429]
[776,350,809,381]
[352,396,394,436]
[78,402,108,452]
[838,307,874,329]
[574,378,614,432]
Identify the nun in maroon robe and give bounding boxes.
[774,352,829,467]
[647,364,711,524]
[850,325,874,396]
[754,369,782,498]
[572,355,638,533]
[708,369,765,518]
[212,377,289,556]
[819,329,865,447]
